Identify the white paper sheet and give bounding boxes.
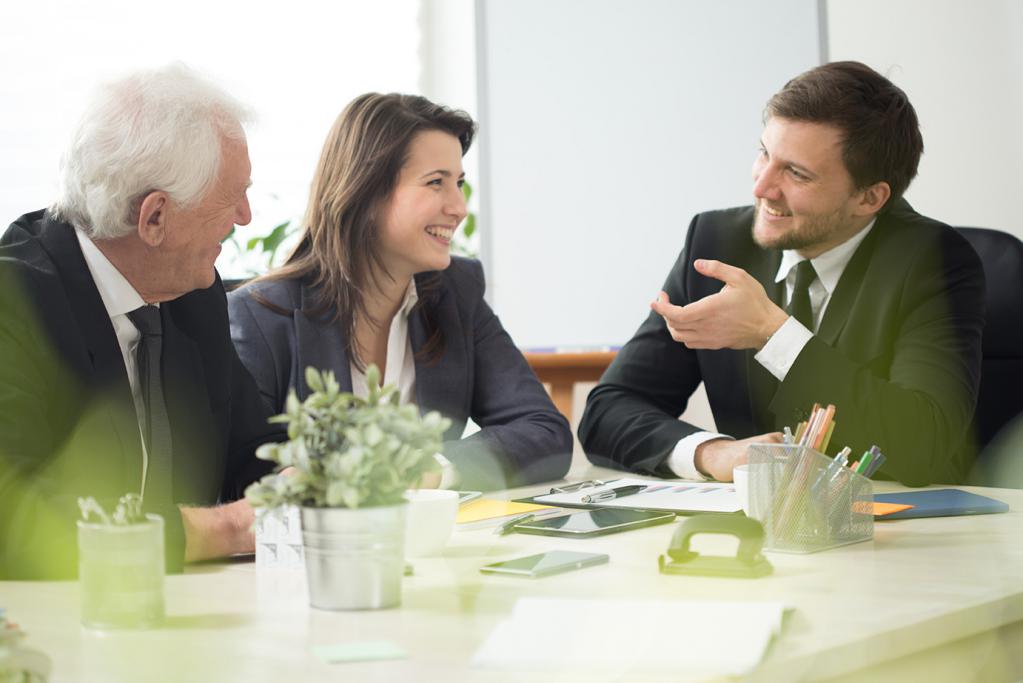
[472,597,786,679]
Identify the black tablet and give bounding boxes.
[513,508,675,537]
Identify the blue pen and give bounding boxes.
[864,451,886,478]
[826,448,851,484]
[783,426,794,445]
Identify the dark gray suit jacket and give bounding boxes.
[580,200,985,486]
[228,257,572,490]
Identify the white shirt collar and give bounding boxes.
[74,228,147,317]
[775,217,877,293]
[400,278,420,317]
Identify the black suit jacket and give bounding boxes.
[579,200,985,486]
[0,211,282,579]
[228,258,573,491]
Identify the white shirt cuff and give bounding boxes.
[434,453,459,489]
[667,432,734,480]
[755,316,813,381]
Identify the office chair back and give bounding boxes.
[956,227,1023,462]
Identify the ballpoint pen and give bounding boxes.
[580,485,647,504]
[855,451,875,475]
[494,512,535,535]
[812,446,852,493]
[864,451,886,478]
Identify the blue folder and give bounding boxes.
[874,489,1009,519]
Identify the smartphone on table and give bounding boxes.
[479,550,609,578]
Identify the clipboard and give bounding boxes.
[517,478,742,514]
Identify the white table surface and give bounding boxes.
[3,465,1022,682]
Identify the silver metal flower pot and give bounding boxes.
[300,504,407,610]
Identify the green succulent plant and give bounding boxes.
[245,365,450,510]
[78,493,146,525]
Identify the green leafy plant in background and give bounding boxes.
[245,365,450,511]
[245,219,293,265]
[221,219,293,270]
[450,180,477,257]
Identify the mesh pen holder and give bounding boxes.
[746,444,873,553]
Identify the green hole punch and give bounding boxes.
[658,514,773,578]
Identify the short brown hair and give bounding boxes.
[765,61,923,203]
[255,93,476,368]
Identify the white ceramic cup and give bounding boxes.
[403,489,459,558]
[732,464,751,515]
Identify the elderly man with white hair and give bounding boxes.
[0,64,283,579]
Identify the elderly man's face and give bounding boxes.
[161,135,252,294]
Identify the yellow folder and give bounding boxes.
[456,499,554,526]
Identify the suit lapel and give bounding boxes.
[38,216,143,487]
[815,219,883,347]
[410,274,466,438]
[294,283,352,398]
[39,218,129,390]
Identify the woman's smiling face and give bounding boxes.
[376,130,467,281]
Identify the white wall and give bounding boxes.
[476,0,823,349]
[419,0,478,117]
[419,0,482,256]
[826,0,1023,240]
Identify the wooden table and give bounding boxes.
[522,350,617,420]
[3,466,1022,682]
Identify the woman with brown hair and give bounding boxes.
[228,93,571,490]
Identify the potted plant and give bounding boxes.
[76,494,165,629]
[245,366,449,610]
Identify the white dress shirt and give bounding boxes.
[74,228,152,496]
[668,218,876,480]
[349,281,419,407]
[349,280,457,488]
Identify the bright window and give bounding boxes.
[0,0,422,278]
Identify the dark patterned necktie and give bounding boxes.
[127,305,173,506]
[787,260,817,330]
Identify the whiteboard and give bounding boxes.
[475,0,824,348]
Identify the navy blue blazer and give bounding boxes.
[228,257,572,490]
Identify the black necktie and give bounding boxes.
[787,260,817,330]
[127,305,173,506]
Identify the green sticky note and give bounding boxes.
[312,640,408,664]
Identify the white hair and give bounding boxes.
[52,63,253,239]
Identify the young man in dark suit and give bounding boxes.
[580,61,985,486]
[0,65,283,579]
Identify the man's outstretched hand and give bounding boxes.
[651,259,789,350]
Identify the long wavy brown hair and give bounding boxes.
[253,93,476,369]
